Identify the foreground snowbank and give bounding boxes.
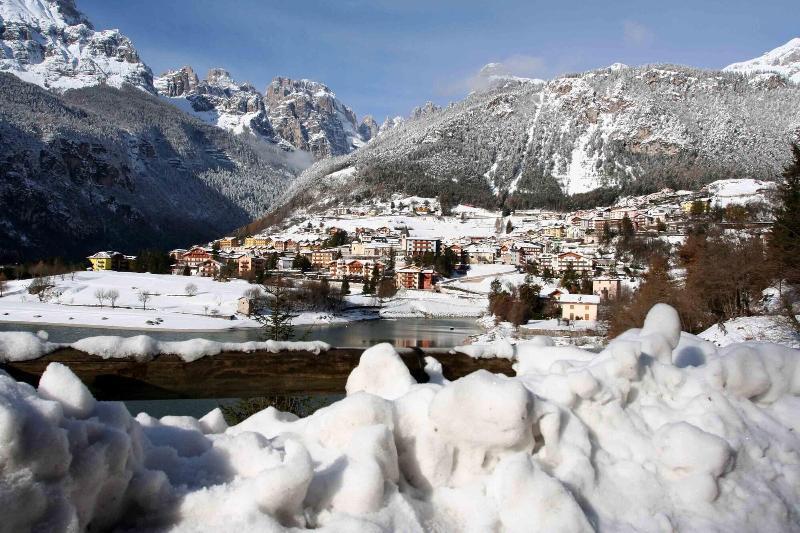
[0,331,329,363]
[1,304,799,531]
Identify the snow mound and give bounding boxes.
[0,333,330,363]
[1,304,799,531]
[0,331,57,362]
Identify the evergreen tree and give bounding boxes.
[770,142,800,285]
[560,264,581,293]
[601,222,612,245]
[621,214,635,240]
[292,255,312,272]
[264,252,278,270]
[506,220,513,234]
[254,282,297,341]
[341,276,350,295]
[386,248,396,272]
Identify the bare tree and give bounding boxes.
[107,289,120,308]
[94,288,107,307]
[243,287,263,300]
[137,290,151,310]
[185,283,198,297]
[28,276,55,302]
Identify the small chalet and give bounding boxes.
[557,294,600,321]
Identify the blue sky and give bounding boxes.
[80,0,797,122]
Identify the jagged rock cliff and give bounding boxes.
[0,0,153,91]
[155,68,366,159]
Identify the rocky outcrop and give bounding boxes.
[410,101,440,120]
[153,66,199,97]
[155,69,365,158]
[358,115,379,141]
[0,0,154,92]
[154,67,275,140]
[265,76,363,158]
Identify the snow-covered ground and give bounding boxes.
[699,315,800,349]
[706,178,777,208]
[281,212,500,241]
[0,271,359,330]
[380,289,487,318]
[2,304,799,531]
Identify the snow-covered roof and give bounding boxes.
[558,294,600,304]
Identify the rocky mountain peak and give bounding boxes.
[205,67,237,88]
[358,115,379,141]
[410,101,441,120]
[264,75,362,158]
[154,70,367,158]
[154,66,199,97]
[0,0,154,92]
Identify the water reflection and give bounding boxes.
[0,317,480,348]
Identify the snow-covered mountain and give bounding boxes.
[0,0,153,91]
[155,68,366,159]
[0,72,299,262]
[724,38,800,84]
[0,1,299,261]
[154,66,275,142]
[265,76,364,158]
[278,61,800,213]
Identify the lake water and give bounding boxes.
[0,317,481,347]
[1,318,482,417]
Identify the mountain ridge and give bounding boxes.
[273,60,800,218]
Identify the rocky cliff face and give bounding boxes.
[358,115,379,141]
[265,77,363,158]
[154,67,275,141]
[0,0,154,91]
[279,59,800,213]
[155,67,366,159]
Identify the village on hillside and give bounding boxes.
[31,177,778,345]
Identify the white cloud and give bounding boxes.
[439,54,546,95]
[623,19,654,46]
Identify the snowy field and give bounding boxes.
[0,269,505,329]
[706,178,777,208]
[699,315,800,348]
[0,271,355,330]
[1,304,799,531]
[382,265,533,318]
[281,213,500,241]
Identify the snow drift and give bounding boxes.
[0,331,329,363]
[1,304,799,531]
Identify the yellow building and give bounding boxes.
[244,235,271,248]
[87,251,135,271]
[217,237,238,250]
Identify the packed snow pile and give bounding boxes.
[0,331,329,363]
[1,304,799,531]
